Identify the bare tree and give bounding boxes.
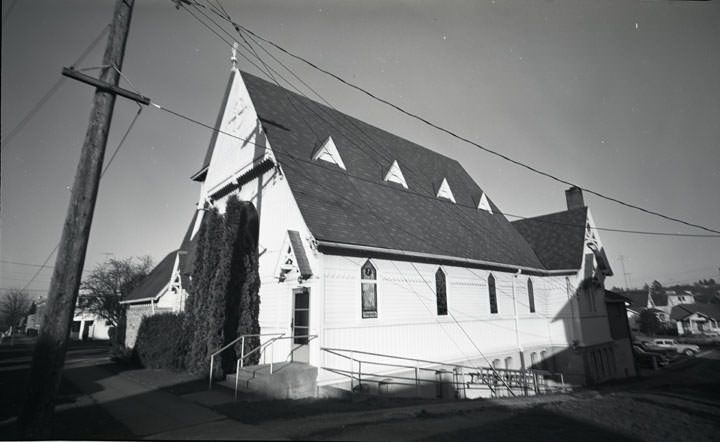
[0,289,32,334]
[79,256,153,344]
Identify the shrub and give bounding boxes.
[184,197,261,377]
[135,312,187,369]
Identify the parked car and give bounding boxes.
[649,338,701,356]
[636,340,680,361]
[632,344,669,369]
[677,335,720,345]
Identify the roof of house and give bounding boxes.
[604,290,630,303]
[624,290,668,308]
[510,207,588,271]
[212,71,550,270]
[670,303,720,321]
[288,230,313,279]
[122,250,177,303]
[178,211,199,288]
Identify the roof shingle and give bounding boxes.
[238,72,545,270]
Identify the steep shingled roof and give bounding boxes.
[122,251,177,303]
[670,303,720,321]
[511,207,587,270]
[624,290,668,308]
[235,72,545,270]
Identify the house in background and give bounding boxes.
[70,310,110,341]
[670,304,720,335]
[24,297,110,341]
[124,54,636,391]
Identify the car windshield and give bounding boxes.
[670,340,679,344]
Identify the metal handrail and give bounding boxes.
[321,347,565,398]
[208,333,284,390]
[232,334,317,400]
[279,334,318,361]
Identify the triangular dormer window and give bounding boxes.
[477,192,492,214]
[436,178,456,203]
[312,136,346,170]
[383,160,408,189]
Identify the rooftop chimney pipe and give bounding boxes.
[565,186,585,210]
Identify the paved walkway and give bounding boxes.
[62,363,287,440]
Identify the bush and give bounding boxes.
[135,312,187,369]
[183,197,261,377]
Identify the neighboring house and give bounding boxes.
[670,304,720,335]
[24,300,46,335]
[70,310,110,341]
[665,290,696,308]
[24,297,110,340]
[124,55,635,387]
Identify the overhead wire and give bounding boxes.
[177,2,720,240]
[2,24,111,148]
[197,4,719,235]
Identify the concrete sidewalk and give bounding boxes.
[63,363,287,440]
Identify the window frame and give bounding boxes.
[435,267,448,316]
[527,278,536,313]
[488,273,498,314]
[360,259,378,319]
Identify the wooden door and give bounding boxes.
[292,288,310,363]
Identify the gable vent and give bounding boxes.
[477,192,493,213]
[312,136,346,170]
[383,160,408,189]
[436,178,456,203]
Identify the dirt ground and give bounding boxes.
[218,350,720,441]
[2,339,719,441]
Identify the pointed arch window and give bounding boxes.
[488,274,498,314]
[527,278,536,313]
[435,268,448,316]
[361,260,378,318]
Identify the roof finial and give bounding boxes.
[231,42,239,69]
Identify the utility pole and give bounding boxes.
[19,0,135,437]
[618,255,631,290]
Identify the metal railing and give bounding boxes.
[320,347,566,399]
[232,334,317,399]
[208,333,284,390]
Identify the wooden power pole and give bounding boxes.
[19,0,135,437]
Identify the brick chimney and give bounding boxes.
[565,186,585,210]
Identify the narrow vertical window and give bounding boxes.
[488,273,498,314]
[436,268,447,316]
[361,260,377,318]
[527,278,536,313]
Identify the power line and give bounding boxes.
[175,1,720,239]
[1,25,110,148]
[14,102,145,292]
[197,7,719,235]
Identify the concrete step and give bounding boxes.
[221,362,318,400]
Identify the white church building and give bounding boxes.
[123,55,635,391]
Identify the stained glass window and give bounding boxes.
[488,274,498,314]
[436,268,447,315]
[361,260,377,318]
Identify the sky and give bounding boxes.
[2,0,719,300]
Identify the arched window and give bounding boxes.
[488,274,498,314]
[361,260,377,318]
[527,278,536,313]
[492,359,501,369]
[530,352,538,369]
[435,268,447,316]
[504,356,513,370]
